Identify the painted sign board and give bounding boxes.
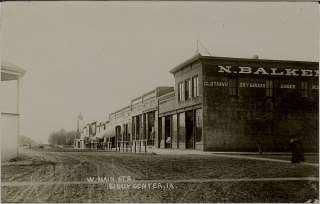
[217,65,318,77]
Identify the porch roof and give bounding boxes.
[1,61,26,81]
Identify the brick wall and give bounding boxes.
[202,59,319,152]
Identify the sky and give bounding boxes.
[1,2,319,143]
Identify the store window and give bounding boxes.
[195,109,202,142]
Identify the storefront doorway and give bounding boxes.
[147,111,155,146]
[165,116,172,148]
[115,126,121,148]
[185,110,195,149]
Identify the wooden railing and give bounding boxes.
[116,139,148,153]
[72,138,149,153]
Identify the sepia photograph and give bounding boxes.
[0,1,319,203]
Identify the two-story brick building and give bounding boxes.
[158,54,318,152]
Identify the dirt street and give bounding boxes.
[1,148,318,203]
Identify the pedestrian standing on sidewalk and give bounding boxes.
[290,136,305,163]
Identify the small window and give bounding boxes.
[265,79,274,97]
[300,81,309,97]
[192,76,199,97]
[185,79,192,100]
[228,78,238,96]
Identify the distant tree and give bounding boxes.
[48,129,77,146]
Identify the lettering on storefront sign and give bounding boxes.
[204,81,228,87]
[217,66,318,77]
[239,82,265,88]
[204,81,267,88]
[204,81,318,89]
[280,84,296,89]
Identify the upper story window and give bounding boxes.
[185,79,192,100]
[228,78,238,96]
[300,81,309,97]
[178,82,185,101]
[192,76,199,97]
[311,84,318,99]
[265,79,274,97]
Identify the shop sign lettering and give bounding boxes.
[217,65,318,77]
[204,81,317,89]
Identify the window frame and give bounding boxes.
[192,75,199,98]
[265,79,274,97]
[228,77,238,97]
[178,82,185,102]
[185,78,192,100]
[300,81,309,98]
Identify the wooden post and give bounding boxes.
[139,140,141,152]
[146,113,149,144]
[17,79,20,156]
[193,109,196,149]
[144,140,147,153]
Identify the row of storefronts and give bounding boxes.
[75,54,319,152]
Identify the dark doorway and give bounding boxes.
[115,126,121,140]
[165,116,172,148]
[185,110,195,149]
[147,112,155,145]
[136,115,141,140]
[110,137,116,148]
[115,126,121,149]
[158,118,162,148]
[123,124,129,141]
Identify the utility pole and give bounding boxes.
[77,113,83,139]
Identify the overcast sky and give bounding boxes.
[1,2,319,143]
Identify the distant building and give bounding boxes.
[76,54,319,152]
[74,121,109,149]
[1,61,26,161]
[104,87,174,150]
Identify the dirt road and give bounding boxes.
[1,148,318,202]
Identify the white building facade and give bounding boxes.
[1,61,26,161]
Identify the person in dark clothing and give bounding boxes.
[290,137,305,163]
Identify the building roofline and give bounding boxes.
[110,105,131,115]
[158,90,175,102]
[108,86,174,119]
[169,53,202,74]
[130,86,174,103]
[169,54,319,74]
